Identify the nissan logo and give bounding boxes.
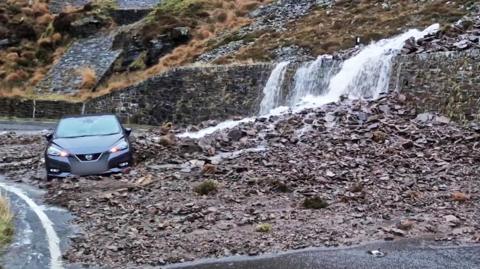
[85,154,93,161]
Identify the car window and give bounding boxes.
[56,115,121,138]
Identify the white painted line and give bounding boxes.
[0,182,64,269]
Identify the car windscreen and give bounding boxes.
[56,115,121,138]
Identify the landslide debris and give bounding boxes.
[1,93,474,267]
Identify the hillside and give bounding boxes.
[0,0,478,99]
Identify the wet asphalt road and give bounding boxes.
[0,120,55,132]
[0,177,74,269]
[164,240,480,269]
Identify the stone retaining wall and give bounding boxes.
[0,98,83,120]
[1,63,274,125]
[393,49,480,122]
[84,63,274,125]
[2,50,480,125]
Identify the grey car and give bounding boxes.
[44,114,133,179]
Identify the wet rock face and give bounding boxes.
[112,26,191,72]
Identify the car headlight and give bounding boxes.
[47,145,69,157]
[110,140,129,153]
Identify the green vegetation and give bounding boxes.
[153,0,220,16]
[194,180,218,195]
[303,197,329,209]
[0,195,14,248]
[255,223,272,233]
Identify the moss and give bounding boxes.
[129,52,147,71]
[303,197,329,209]
[255,223,272,233]
[194,180,218,195]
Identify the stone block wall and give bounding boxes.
[0,98,83,120]
[84,63,274,125]
[393,49,480,122]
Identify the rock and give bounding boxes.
[372,130,387,143]
[451,192,469,202]
[159,134,176,146]
[70,16,106,37]
[445,215,460,227]
[170,27,191,43]
[396,220,414,231]
[201,164,217,175]
[228,129,245,141]
[389,228,406,236]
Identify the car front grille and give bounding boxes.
[76,153,102,162]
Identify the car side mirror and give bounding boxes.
[124,128,132,136]
[45,133,53,141]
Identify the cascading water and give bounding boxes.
[179,24,440,138]
[259,61,290,115]
[288,55,339,106]
[294,23,440,110]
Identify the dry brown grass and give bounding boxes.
[78,67,97,90]
[29,69,46,85]
[36,13,54,25]
[5,52,19,62]
[96,0,268,95]
[32,1,49,15]
[62,4,82,13]
[0,194,14,248]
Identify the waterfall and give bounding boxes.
[178,62,291,138]
[288,55,339,106]
[293,23,440,110]
[179,24,440,138]
[259,61,290,115]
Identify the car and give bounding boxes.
[44,114,133,179]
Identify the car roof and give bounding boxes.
[60,113,117,120]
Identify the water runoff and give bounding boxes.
[179,24,439,139]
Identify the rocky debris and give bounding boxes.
[197,0,333,62]
[2,93,480,267]
[402,11,480,54]
[272,45,315,62]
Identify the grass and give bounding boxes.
[0,194,14,249]
[194,180,218,195]
[78,67,97,90]
[255,223,272,233]
[224,0,474,63]
[1,0,474,100]
[94,0,270,95]
[303,197,329,209]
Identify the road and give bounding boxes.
[0,120,55,132]
[166,240,480,269]
[0,177,74,269]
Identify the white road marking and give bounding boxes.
[0,182,64,269]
